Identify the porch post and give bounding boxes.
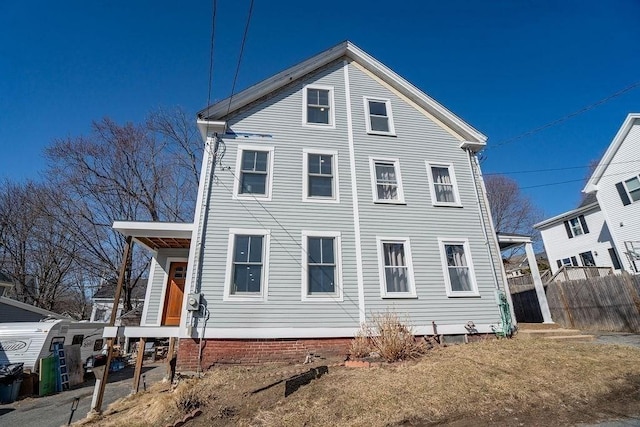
[132,337,146,394]
[525,242,553,323]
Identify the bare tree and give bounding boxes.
[485,174,543,260]
[44,108,202,311]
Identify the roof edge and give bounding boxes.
[0,296,66,319]
[533,201,600,229]
[583,113,640,193]
[198,41,487,144]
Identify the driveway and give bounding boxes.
[591,332,640,348]
[0,363,165,427]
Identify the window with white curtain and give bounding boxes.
[438,238,478,296]
[426,162,461,206]
[377,238,416,297]
[370,158,405,203]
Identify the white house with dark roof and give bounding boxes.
[105,41,516,369]
[535,113,640,275]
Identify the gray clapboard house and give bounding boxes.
[109,41,511,368]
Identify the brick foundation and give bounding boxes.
[176,337,352,370]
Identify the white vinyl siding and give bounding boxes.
[233,144,275,201]
[364,97,395,135]
[438,238,479,297]
[369,157,405,203]
[302,149,339,203]
[426,162,461,207]
[301,231,343,301]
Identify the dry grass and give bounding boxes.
[77,339,640,427]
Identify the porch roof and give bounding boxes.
[497,232,532,251]
[112,221,193,251]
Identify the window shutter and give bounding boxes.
[571,256,577,266]
[579,215,589,234]
[563,220,573,238]
[616,182,631,206]
[556,260,562,268]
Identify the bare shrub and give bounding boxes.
[350,327,372,358]
[174,380,206,413]
[366,311,425,362]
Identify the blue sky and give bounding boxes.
[1,1,639,219]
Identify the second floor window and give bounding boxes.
[370,158,405,203]
[304,151,337,201]
[563,215,589,238]
[427,163,461,206]
[234,145,274,200]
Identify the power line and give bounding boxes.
[484,159,640,176]
[493,169,640,192]
[487,80,640,151]
[225,0,255,117]
[206,0,218,108]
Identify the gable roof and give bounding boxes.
[197,41,487,145]
[0,296,66,319]
[533,200,600,230]
[583,113,640,193]
[93,278,148,300]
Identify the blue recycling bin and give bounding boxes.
[0,378,23,404]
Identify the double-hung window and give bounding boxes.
[377,238,416,298]
[234,145,274,200]
[426,162,461,206]
[224,229,270,300]
[303,150,338,202]
[438,239,478,297]
[303,85,334,127]
[624,176,640,202]
[563,215,589,238]
[364,97,395,135]
[302,231,342,300]
[370,158,405,203]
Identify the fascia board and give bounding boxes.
[533,202,600,229]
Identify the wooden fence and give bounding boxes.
[509,273,640,332]
[546,274,640,332]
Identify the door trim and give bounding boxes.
[156,257,188,326]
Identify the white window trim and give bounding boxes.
[369,157,406,204]
[302,84,336,129]
[302,148,340,203]
[376,236,417,298]
[301,230,343,302]
[438,238,479,297]
[426,162,462,207]
[568,217,584,236]
[223,228,271,302]
[232,144,275,201]
[623,175,640,203]
[363,96,396,136]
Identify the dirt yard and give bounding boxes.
[75,338,640,427]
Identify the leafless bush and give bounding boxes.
[174,380,205,413]
[353,311,425,362]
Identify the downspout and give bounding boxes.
[465,149,518,328]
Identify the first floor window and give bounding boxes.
[579,251,595,266]
[439,239,478,296]
[378,238,415,297]
[307,237,336,294]
[231,235,264,294]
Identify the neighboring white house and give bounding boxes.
[106,41,517,369]
[536,113,640,274]
[534,194,622,274]
[90,279,148,324]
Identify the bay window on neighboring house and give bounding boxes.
[377,237,416,298]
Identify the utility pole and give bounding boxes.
[89,236,132,415]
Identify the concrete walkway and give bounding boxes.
[591,332,640,348]
[0,364,165,427]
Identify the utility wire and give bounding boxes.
[487,169,640,192]
[225,0,255,117]
[483,159,640,176]
[487,80,640,151]
[206,0,218,108]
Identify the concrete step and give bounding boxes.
[518,328,584,338]
[544,334,596,342]
[517,322,562,330]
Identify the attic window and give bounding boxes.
[364,97,395,135]
[303,85,334,127]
